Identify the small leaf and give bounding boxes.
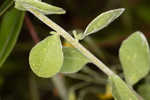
[84,8,125,36]
[119,31,150,85]
[29,35,63,78]
[109,75,140,100]
[60,47,89,73]
[137,83,150,100]
[15,0,66,15]
[0,0,13,16]
[0,8,25,67]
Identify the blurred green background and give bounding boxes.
[0,0,150,100]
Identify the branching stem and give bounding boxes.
[28,8,115,76]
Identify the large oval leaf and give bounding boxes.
[119,31,150,85]
[0,8,25,67]
[84,8,125,36]
[29,35,63,78]
[15,0,65,15]
[109,75,140,100]
[0,0,13,16]
[60,47,89,73]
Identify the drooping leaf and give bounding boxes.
[29,35,63,78]
[119,31,150,85]
[137,83,150,100]
[109,75,140,100]
[60,47,89,73]
[83,8,125,36]
[0,8,25,67]
[0,0,13,16]
[15,0,66,15]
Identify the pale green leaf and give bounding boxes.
[60,47,89,73]
[15,0,66,15]
[84,8,125,36]
[29,35,63,78]
[0,8,25,67]
[109,75,140,100]
[138,83,150,100]
[119,31,150,85]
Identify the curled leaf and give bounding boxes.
[29,34,63,78]
[119,31,150,85]
[84,8,125,37]
[60,47,89,73]
[15,0,66,15]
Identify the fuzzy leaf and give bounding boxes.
[0,8,24,67]
[15,0,65,15]
[84,8,124,36]
[119,31,150,85]
[109,75,140,100]
[60,47,89,73]
[29,35,63,78]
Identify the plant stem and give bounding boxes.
[27,8,115,76]
[84,37,106,60]
[52,75,68,100]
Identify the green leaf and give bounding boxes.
[119,31,150,85]
[109,75,140,100]
[138,83,150,100]
[29,35,63,78]
[84,8,124,36]
[60,47,89,73]
[0,8,25,67]
[0,0,13,16]
[15,0,66,15]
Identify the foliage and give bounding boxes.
[29,34,63,78]
[0,0,150,100]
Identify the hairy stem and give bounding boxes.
[27,8,115,76]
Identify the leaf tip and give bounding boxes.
[114,8,125,16]
[119,8,125,13]
[57,8,66,14]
